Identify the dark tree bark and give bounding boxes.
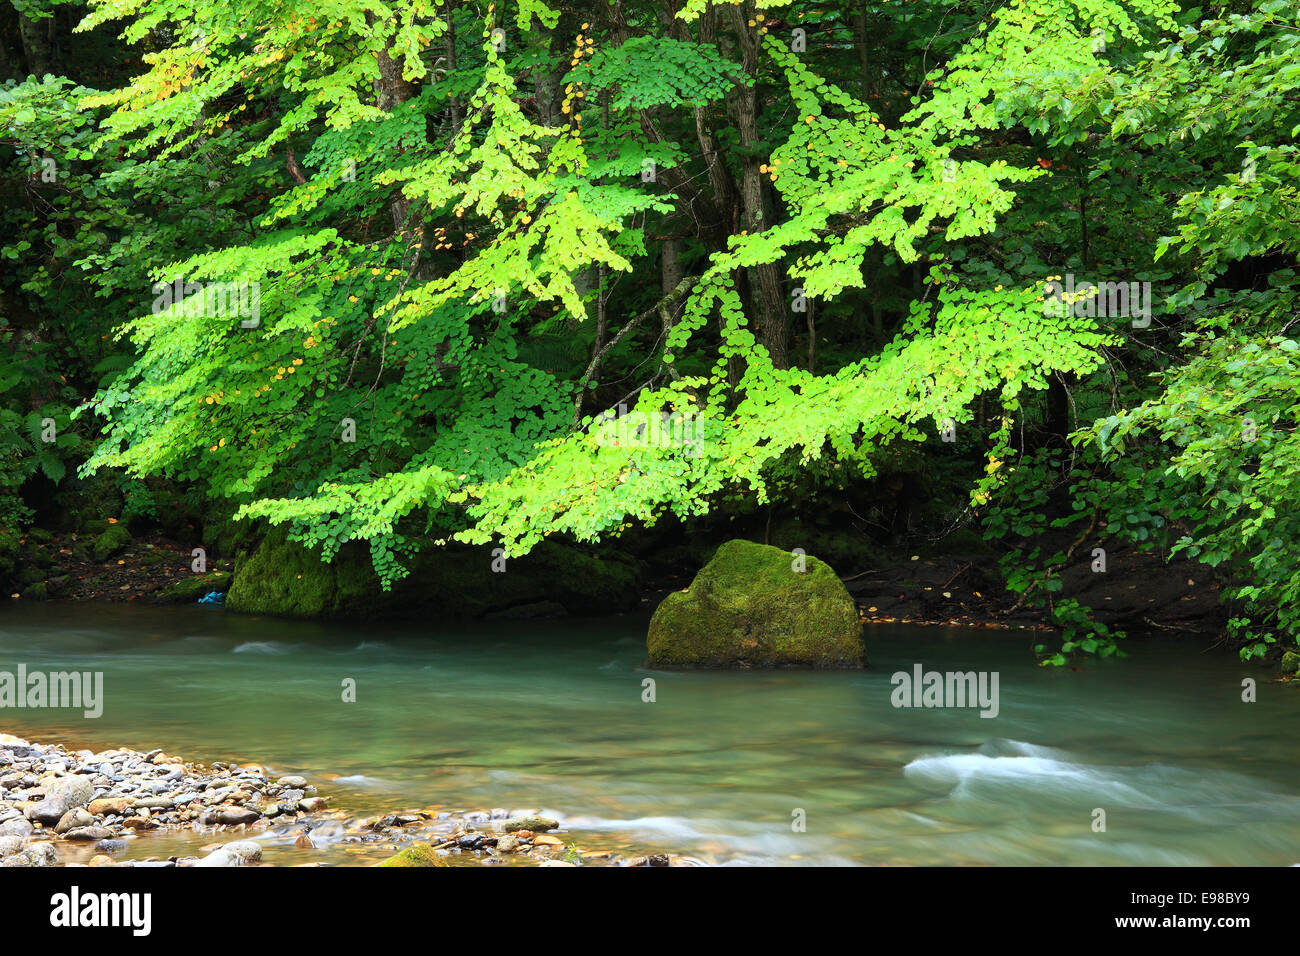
[365,12,422,232]
[726,1,789,368]
[18,11,55,79]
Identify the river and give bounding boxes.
[2,603,1298,865]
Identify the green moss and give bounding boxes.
[17,567,45,586]
[374,842,447,867]
[155,571,233,604]
[0,528,19,581]
[91,523,132,562]
[647,539,865,668]
[227,528,640,620]
[81,518,110,537]
[201,507,258,559]
[226,527,352,618]
[1281,650,1300,676]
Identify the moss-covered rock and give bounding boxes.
[647,539,865,668]
[22,537,55,567]
[0,527,20,584]
[227,528,640,620]
[1281,650,1300,676]
[226,528,361,618]
[374,842,447,867]
[155,571,233,604]
[16,566,45,586]
[80,518,111,537]
[91,523,131,562]
[200,503,258,559]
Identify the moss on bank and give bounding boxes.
[91,523,131,562]
[154,571,233,604]
[226,527,642,620]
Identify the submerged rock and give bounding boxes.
[646,539,865,668]
[194,840,262,867]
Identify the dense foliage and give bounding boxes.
[2,0,1296,664]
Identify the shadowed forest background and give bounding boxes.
[1,0,1298,674]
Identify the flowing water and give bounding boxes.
[2,602,1298,866]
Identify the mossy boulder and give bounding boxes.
[0,527,20,583]
[155,571,233,604]
[16,567,46,587]
[80,518,111,537]
[227,528,641,620]
[647,539,865,668]
[91,523,131,562]
[374,843,447,867]
[226,528,372,618]
[1281,650,1300,676]
[199,503,258,559]
[20,528,56,569]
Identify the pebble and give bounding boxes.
[26,776,94,825]
[63,826,114,841]
[206,807,260,826]
[193,840,262,867]
[0,834,26,857]
[3,737,654,868]
[503,815,559,833]
[0,817,32,838]
[55,808,94,834]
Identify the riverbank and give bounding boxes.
[0,734,681,867]
[3,522,1230,644]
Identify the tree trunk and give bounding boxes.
[366,12,420,232]
[18,12,54,79]
[662,238,685,296]
[726,2,788,368]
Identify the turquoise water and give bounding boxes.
[2,602,1298,865]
